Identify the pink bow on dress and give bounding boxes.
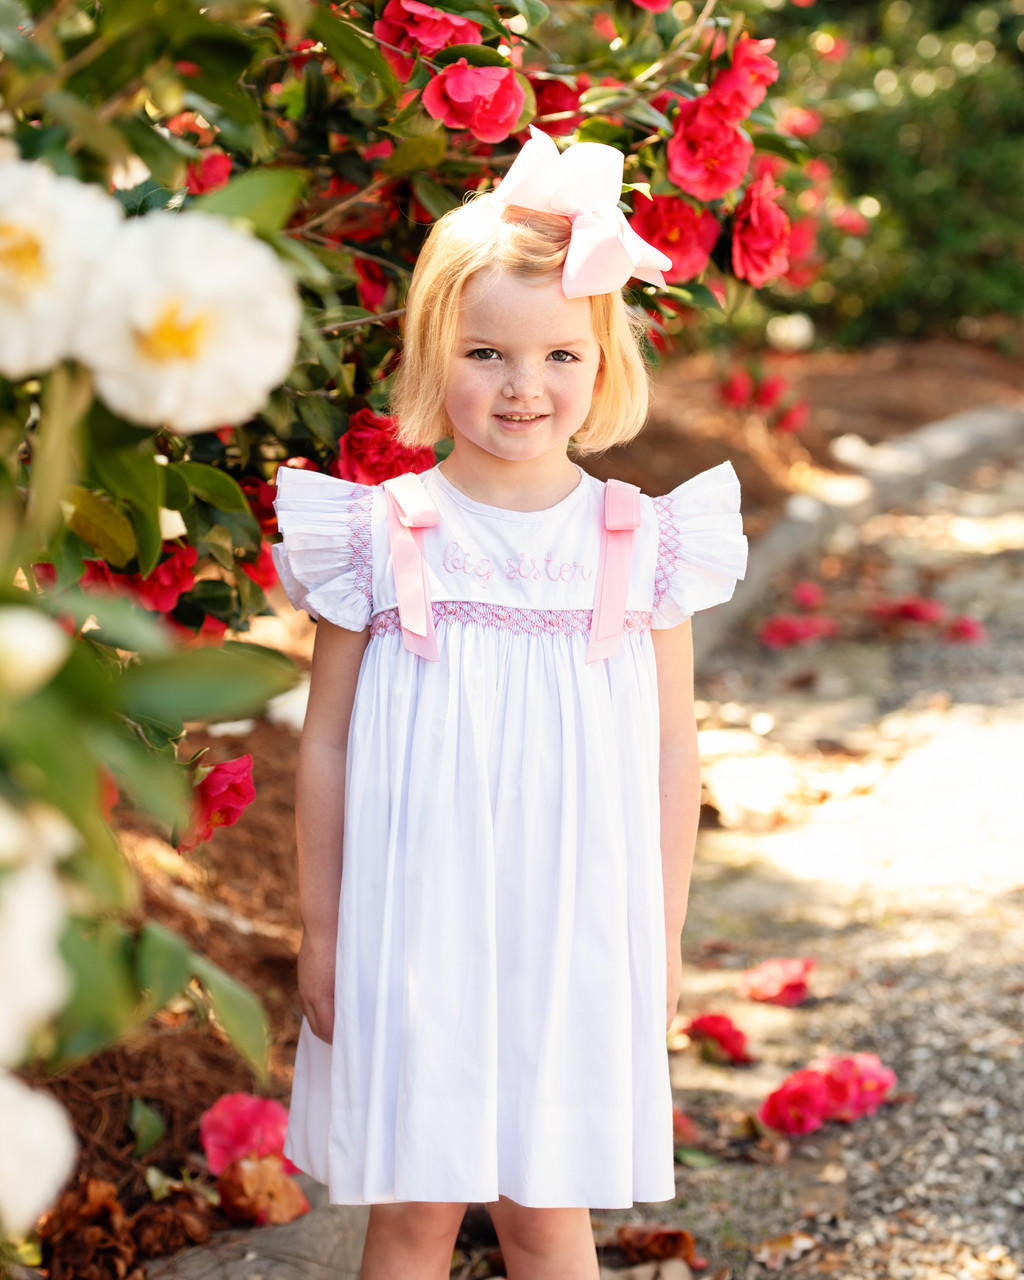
[493,125,672,299]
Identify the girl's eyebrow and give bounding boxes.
[460,335,591,347]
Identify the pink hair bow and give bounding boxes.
[493,125,672,299]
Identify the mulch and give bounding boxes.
[15,334,1024,1276]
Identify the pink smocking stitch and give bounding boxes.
[370,602,652,639]
[652,494,682,612]
[348,487,373,607]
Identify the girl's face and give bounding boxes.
[443,270,602,468]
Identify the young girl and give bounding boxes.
[272,128,747,1280]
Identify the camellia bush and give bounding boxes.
[0,0,838,1254]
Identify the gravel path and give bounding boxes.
[588,448,1024,1278]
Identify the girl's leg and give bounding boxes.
[486,1195,600,1280]
[360,1200,467,1280]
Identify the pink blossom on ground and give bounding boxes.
[809,1053,898,1119]
[719,368,754,408]
[791,579,825,610]
[740,957,815,1006]
[943,614,988,644]
[759,613,838,648]
[199,1093,299,1175]
[870,595,946,625]
[753,374,788,411]
[774,400,810,433]
[759,1069,830,1134]
[686,1013,755,1064]
[672,1107,701,1145]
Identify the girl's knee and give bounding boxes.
[487,1196,592,1253]
[369,1200,466,1244]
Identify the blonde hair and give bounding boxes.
[389,194,650,455]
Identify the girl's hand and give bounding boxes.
[297,930,337,1044]
[666,937,683,1032]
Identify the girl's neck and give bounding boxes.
[437,446,582,513]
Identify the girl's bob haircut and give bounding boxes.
[390,193,651,456]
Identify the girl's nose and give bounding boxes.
[503,360,543,401]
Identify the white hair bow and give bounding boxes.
[493,125,672,298]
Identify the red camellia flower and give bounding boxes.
[706,35,779,123]
[353,257,389,312]
[719,368,754,408]
[759,1068,830,1134]
[373,0,483,81]
[422,59,525,144]
[820,35,851,62]
[791,579,825,611]
[740,957,815,1006]
[779,106,823,138]
[785,217,823,289]
[131,543,199,614]
[632,0,672,10]
[759,613,837,648]
[944,614,988,644]
[185,152,232,195]
[808,1053,897,1120]
[732,173,791,288]
[831,205,871,236]
[178,755,256,854]
[240,475,278,536]
[240,541,278,591]
[672,1107,701,1145]
[775,399,810,433]
[686,1013,754,1064]
[528,74,586,136]
[666,97,753,202]
[629,195,719,284]
[332,408,435,486]
[199,1093,300,1176]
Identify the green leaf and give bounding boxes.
[385,101,448,140]
[309,8,398,96]
[664,281,721,309]
[296,396,345,447]
[54,918,140,1064]
[45,588,173,657]
[118,641,296,723]
[41,91,131,165]
[266,0,315,36]
[191,167,307,235]
[411,175,460,219]
[506,0,549,29]
[753,131,808,161]
[190,953,270,1081]
[117,116,192,190]
[84,722,190,829]
[136,921,192,1013]
[434,43,510,68]
[380,131,447,175]
[675,1146,720,1169]
[130,1097,166,1156]
[0,0,52,71]
[63,485,138,567]
[173,462,249,513]
[621,99,672,133]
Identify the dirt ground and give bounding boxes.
[16,334,1024,1276]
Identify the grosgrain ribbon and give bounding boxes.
[587,479,642,663]
[382,473,440,661]
[493,125,672,299]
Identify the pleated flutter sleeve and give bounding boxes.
[650,461,748,629]
[271,465,374,631]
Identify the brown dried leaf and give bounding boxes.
[752,1230,818,1269]
[616,1224,707,1268]
[36,1177,143,1280]
[128,1190,215,1258]
[217,1152,310,1225]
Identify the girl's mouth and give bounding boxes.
[495,413,546,427]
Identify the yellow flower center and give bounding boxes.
[0,221,45,284]
[665,226,681,243]
[135,298,210,362]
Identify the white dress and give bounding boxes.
[272,459,746,1209]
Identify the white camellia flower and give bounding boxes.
[0,864,71,1067]
[73,210,302,434]
[0,1070,78,1238]
[0,159,123,378]
[0,606,71,699]
[0,796,32,865]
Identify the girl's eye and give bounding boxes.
[549,350,578,363]
[467,348,499,361]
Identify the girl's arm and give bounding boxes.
[294,618,369,1041]
[651,620,701,1027]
